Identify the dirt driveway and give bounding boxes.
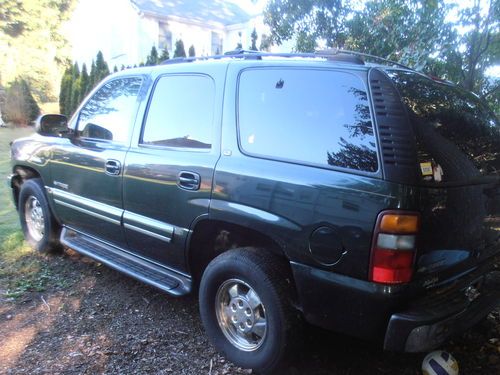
[0,248,499,375]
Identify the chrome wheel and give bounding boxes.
[215,278,267,352]
[24,195,45,242]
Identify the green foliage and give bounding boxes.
[94,51,110,84]
[264,0,500,112]
[265,0,348,50]
[0,0,76,102]
[174,39,187,58]
[250,28,258,51]
[259,34,272,51]
[58,51,111,117]
[3,79,40,125]
[159,48,170,62]
[146,45,159,66]
[188,45,196,57]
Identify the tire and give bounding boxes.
[18,178,62,253]
[199,247,300,374]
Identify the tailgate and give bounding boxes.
[388,70,500,283]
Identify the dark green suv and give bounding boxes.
[8,51,500,374]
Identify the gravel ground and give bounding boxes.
[1,249,500,375]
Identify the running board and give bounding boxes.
[61,227,191,296]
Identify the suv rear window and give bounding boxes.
[388,70,500,182]
[238,68,378,172]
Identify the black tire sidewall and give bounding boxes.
[199,251,288,373]
[19,179,57,253]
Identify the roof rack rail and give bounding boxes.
[160,48,411,69]
[317,49,413,70]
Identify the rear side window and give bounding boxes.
[77,77,142,143]
[141,75,214,149]
[238,68,378,172]
[389,70,500,181]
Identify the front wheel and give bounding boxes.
[199,248,300,374]
[19,178,61,253]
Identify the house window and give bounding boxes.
[211,31,222,55]
[158,22,172,51]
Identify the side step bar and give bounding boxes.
[61,227,191,296]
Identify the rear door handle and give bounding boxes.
[177,171,200,191]
[105,159,121,176]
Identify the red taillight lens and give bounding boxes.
[369,211,420,284]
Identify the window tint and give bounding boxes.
[142,75,214,149]
[77,77,142,143]
[388,70,500,181]
[238,69,378,172]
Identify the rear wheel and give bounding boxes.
[199,248,300,374]
[19,178,62,253]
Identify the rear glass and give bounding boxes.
[238,68,378,172]
[388,70,500,182]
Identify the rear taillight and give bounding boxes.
[369,211,420,284]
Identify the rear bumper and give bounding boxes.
[291,260,500,352]
[384,270,500,352]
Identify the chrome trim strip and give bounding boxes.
[123,211,174,239]
[50,187,122,221]
[124,223,171,243]
[54,199,121,225]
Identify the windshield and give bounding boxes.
[388,70,500,184]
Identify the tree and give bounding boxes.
[146,45,159,66]
[345,0,454,70]
[174,39,186,58]
[59,66,72,115]
[0,1,76,102]
[260,34,272,51]
[94,51,109,84]
[79,63,89,102]
[250,28,258,50]
[3,79,40,125]
[159,48,170,62]
[188,45,196,57]
[265,0,349,51]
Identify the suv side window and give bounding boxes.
[238,69,378,172]
[141,75,215,149]
[76,77,143,143]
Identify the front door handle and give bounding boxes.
[177,171,201,191]
[105,159,121,176]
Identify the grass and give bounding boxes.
[0,126,58,298]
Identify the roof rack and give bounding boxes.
[161,48,412,70]
[317,49,413,70]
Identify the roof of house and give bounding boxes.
[130,0,252,26]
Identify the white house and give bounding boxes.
[69,0,268,68]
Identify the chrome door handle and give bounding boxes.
[177,171,200,191]
[105,159,121,176]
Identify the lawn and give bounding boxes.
[0,126,52,298]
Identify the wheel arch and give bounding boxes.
[186,217,293,286]
[11,165,42,210]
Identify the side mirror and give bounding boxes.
[36,114,69,137]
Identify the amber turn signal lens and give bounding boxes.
[379,214,419,234]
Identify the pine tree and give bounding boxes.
[159,48,169,62]
[113,65,118,73]
[68,62,81,115]
[188,45,196,57]
[146,46,159,66]
[79,63,89,102]
[173,39,186,58]
[88,60,96,90]
[250,28,258,51]
[95,51,109,84]
[59,65,72,115]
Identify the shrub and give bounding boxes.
[3,79,40,125]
